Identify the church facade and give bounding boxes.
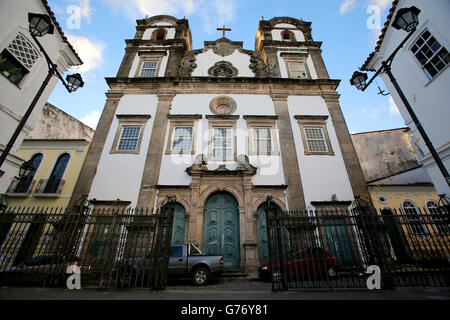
[70,15,368,273]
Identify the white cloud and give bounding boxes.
[370,0,391,10]
[81,110,101,129]
[340,0,356,14]
[389,96,400,116]
[79,0,93,22]
[66,35,106,72]
[102,0,237,34]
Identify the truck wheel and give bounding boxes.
[192,267,210,286]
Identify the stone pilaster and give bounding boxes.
[69,92,123,207]
[264,47,281,78]
[271,94,306,209]
[322,93,369,198]
[116,46,138,78]
[309,48,330,79]
[137,94,175,208]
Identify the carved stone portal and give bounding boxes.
[208,61,239,78]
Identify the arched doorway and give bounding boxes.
[203,192,240,269]
[165,202,186,245]
[256,202,281,264]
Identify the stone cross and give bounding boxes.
[217,25,231,38]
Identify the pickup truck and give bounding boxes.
[119,244,224,286]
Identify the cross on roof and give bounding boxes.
[217,25,231,38]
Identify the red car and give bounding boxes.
[259,247,337,281]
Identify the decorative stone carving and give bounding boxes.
[249,52,268,78]
[177,52,197,76]
[213,41,235,57]
[208,61,238,77]
[209,96,237,115]
[236,155,257,174]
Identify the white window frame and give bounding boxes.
[410,29,449,80]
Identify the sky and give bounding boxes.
[46,0,405,133]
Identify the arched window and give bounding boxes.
[15,153,43,193]
[403,200,428,235]
[281,30,295,41]
[153,28,166,41]
[44,153,70,193]
[425,200,449,234]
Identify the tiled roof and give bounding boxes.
[360,0,399,71]
[351,127,409,136]
[40,0,83,65]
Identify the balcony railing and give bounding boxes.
[33,179,65,196]
[5,178,35,196]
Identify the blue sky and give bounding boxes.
[46,0,405,133]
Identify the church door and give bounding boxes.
[167,202,186,245]
[256,202,281,264]
[203,193,240,269]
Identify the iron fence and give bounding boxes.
[0,205,174,290]
[265,203,450,291]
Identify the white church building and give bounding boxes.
[71,15,369,273]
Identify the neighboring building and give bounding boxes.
[352,127,448,264]
[4,103,94,208]
[352,127,440,212]
[361,0,450,195]
[70,15,368,273]
[0,0,82,192]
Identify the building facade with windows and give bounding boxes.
[4,103,94,208]
[352,127,448,263]
[361,0,450,195]
[0,0,82,193]
[70,15,368,273]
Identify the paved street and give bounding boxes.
[1,276,449,300]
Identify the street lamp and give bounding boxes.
[0,13,84,171]
[350,6,450,188]
[18,160,35,180]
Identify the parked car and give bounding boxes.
[118,244,224,286]
[259,247,337,281]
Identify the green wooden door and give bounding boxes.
[167,203,186,245]
[203,193,240,268]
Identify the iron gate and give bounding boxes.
[0,204,174,289]
[265,200,450,291]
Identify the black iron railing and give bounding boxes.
[0,205,174,289]
[265,204,450,291]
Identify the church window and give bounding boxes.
[140,61,158,76]
[0,33,39,86]
[281,30,295,41]
[172,126,193,152]
[153,28,166,41]
[111,115,151,154]
[287,61,308,79]
[212,127,233,161]
[166,115,201,155]
[244,115,279,156]
[295,115,334,156]
[117,126,141,151]
[304,127,327,152]
[411,30,449,80]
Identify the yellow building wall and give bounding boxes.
[368,185,449,262]
[5,140,90,209]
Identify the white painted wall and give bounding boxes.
[288,96,354,205]
[88,95,158,206]
[367,0,450,194]
[158,94,285,186]
[0,0,81,192]
[191,49,254,77]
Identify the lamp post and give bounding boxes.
[0,13,84,171]
[17,160,35,180]
[351,6,450,188]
